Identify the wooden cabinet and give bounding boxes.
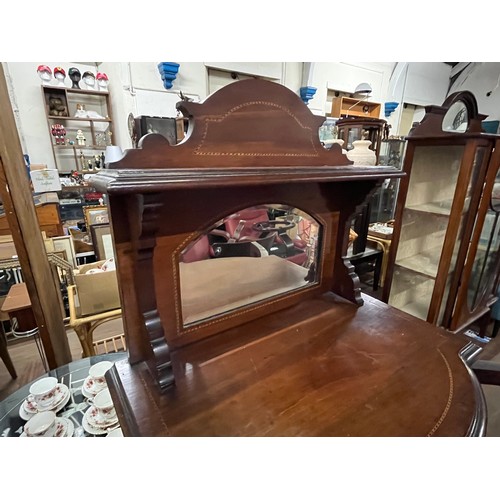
[335,117,387,160]
[92,81,486,436]
[41,86,115,174]
[383,91,500,334]
[0,201,63,237]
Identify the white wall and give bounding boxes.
[307,62,396,116]
[448,62,500,122]
[95,62,303,149]
[4,61,457,171]
[4,62,98,169]
[385,62,452,135]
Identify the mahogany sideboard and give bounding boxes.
[92,79,486,436]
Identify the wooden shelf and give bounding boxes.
[60,170,102,176]
[406,196,472,217]
[406,200,453,216]
[331,97,381,118]
[395,245,460,278]
[399,300,430,321]
[42,85,109,97]
[42,85,115,176]
[388,265,434,319]
[53,145,107,150]
[396,249,441,278]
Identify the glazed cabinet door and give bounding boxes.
[448,146,500,332]
[387,143,466,321]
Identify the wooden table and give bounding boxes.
[1,283,37,331]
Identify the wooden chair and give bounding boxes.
[67,284,122,357]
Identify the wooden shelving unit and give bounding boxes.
[331,96,381,118]
[41,85,115,174]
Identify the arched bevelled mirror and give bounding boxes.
[178,204,321,326]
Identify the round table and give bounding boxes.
[0,352,127,437]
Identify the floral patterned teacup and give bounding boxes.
[88,361,113,392]
[24,411,57,437]
[93,389,116,423]
[29,377,58,410]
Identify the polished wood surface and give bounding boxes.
[94,80,485,436]
[107,294,482,436]
[1,283,37,331]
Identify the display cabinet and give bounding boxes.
[370,137,407,223]
[42,86,115,174]
[383,91,500,334]
[335,116,387,160]
[91,80,486,436]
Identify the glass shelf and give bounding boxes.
[405,200,454,216]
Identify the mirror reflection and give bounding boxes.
[179,205,321,326]
[442,101,468,133]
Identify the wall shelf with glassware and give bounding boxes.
[42,85,115,174]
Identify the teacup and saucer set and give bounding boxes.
[19,377,70,421]
[82,388,119,435]
[81,360,113,400]
[20,410,74,437]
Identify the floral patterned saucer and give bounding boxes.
[82,410,118,436]
[81,376,107,398]
[20,417,74,437]
[84,405,118,429]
